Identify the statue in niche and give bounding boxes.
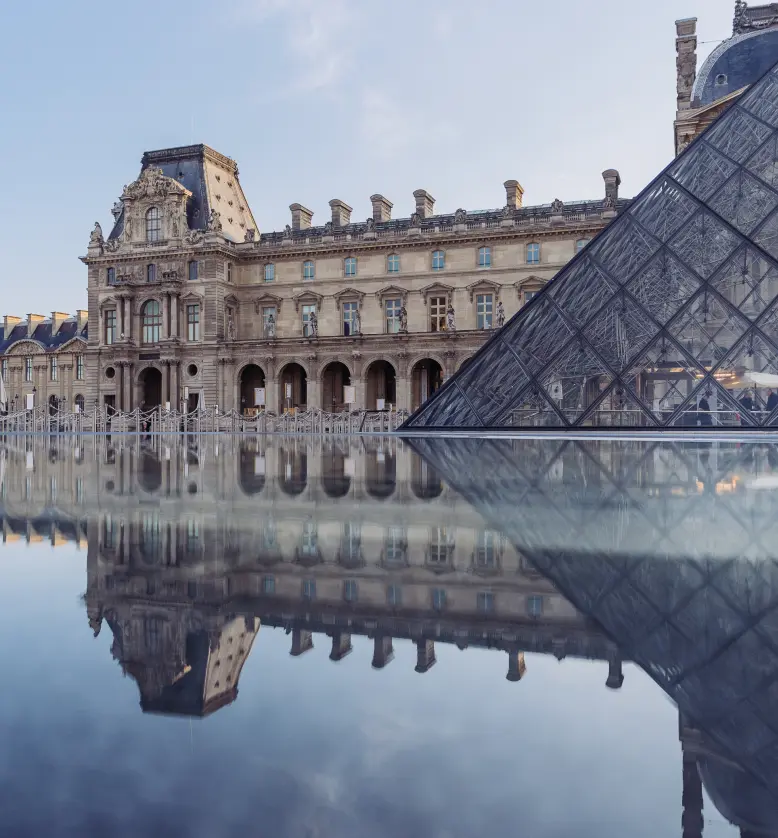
[550,198,564,214]
[207,209,223,233]
[227,312,236,340]
[352,306,361,335]
[308,310,318,338]
[399,305,408,332]
[446,304,456,332]
[266,313,276,338]
[454,208,467,223]
[89,222,104,246]
[244,228,256,242]
[496,301,505,328]
[124,213,133,240]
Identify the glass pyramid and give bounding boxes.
[403,62,778,430]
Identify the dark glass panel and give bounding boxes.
[668,291,749,367]
[742,70,778,128]
[455,339,529,425]
[408,383,481,428]
[548,257,618,328]
[579,382,656,428]
[752,207,778,259]
[500,295,574,374]
[590,216,660,284]
[492,385,565,428]
[669,141,738,201]
[710,246,778,320]
[582,293,657,374]
[712,331,778,424]
[668,211,742,278]
[745,132,778,188]
[539,340,613,424]
[709,169,778,235]
[705,107,773,164]
[626,251,700,324]
[630,178,698,241]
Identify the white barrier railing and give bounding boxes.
[0,406,409,435]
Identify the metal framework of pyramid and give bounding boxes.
[402,61,778,431]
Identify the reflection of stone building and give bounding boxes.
[82,144,625,415]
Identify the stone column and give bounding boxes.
[506,649,526,682]
[372,635,394,669]
[171,294,179,339]
[128,363,135,411]
[306,378,320,409]
[329,632,352,661]
[162,362,170,408]
[162,294,170,340]
[172,361,180,409]
[290,628,313,657]
[415,639,436,673]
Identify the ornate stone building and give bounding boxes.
[81,144,626,414]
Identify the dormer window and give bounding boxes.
[715,73,728,86]
[146,207,161,242]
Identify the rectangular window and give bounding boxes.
[227,263,233,282]
[576,238,590,253]
[343,580,358,602]
[302,304,316,337]
[432,588,447,611]
[104,309,116,345]
[428,527,451,564]
[385,298,401,333]
[344,257,357,277]
[263,306,277,337]
[475,531,496,568]
[477,591,495,613]
[387,584,402,606]
[478,246,491,267]
[301,521,317,556]
[527,594,544,617]
[302,578,316,600]
[342,301,359,336]
[186,520,200,554]
[187,304,200,341]
[76,355,84,380]
[25,357,32,382]
[1,359,7,381]
[106,267,116,285]
[429,296,447,332]
[526,242,540,264]
[146,263,157,282]
[387,254,400,273]
[262,575,275,595]
[303,260,315,280]
[264,263,275,282]
[523,290,538,306]
[476,294,493,329]
[188,260,199,281]
[49,356,57,382]
[432,250,445,270]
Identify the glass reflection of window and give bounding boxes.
[301,521,317,557]
[302,304,317,337]
[103,515,116,549]
[341,522,361,564]
[146,207,161,242]
[104,310,117,345]
[264,263,275,282]
[1,359,7,381]
[429,296,447,332]
[302,578,316,600]
[185,519,200,554]
[387,584,402,606]
[263,306,277,338]
[25,357,33,381]
[432,250,445,271]
[478,246,491,267]
[140,513,161,560]
[387,253,400,274]
[342,301,359,336]
[141,300,161,344]
[432,588,447,610]
[76,355,84,380]
[477,591,495,613]
[428,528,452,564]
[303,260,315,280]
[384,526,406,564]
[527,595,544,617]
[262,575,275,595]
[475,531,496,568]
[343,579,358,602]
[143,616,163,653]
[526,242,540,264]
[344,257,357,277]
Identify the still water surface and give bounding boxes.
[2,434,776,836]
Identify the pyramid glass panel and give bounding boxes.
[402,62,778,431]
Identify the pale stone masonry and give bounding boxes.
[74,143,626,414]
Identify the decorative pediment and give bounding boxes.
[254,293,283,314]
[7,339,45,355]
[99,295,119,310]
[293,290,323,312]
[377,285,408,304]
[467,278,502,302]
[180,290,204,305]
[419,282,453,302]
[333,287,364,304]
[224,294,239,307]
[121,167,190,202]
[54,337,87,353]
[514,275,544,292]
[119,167,191,245]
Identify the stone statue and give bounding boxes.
[734,0,748,33]
[284,224,292,238]
[446,304,456,332]
[454,208,467,223]
[323,221,334,235]
[124,213,133,240]
[603,195,615,210]
[184,228,204,245]
[501,204,513,219]
[410,212,421,227]
[244,228,256,242]
[111,200,123,221]
[352,306,361,335]
[89,222,104,246]
[227,313,236,340]
[266,313,276,338]
[496,301,505,328]
[365,217,375,232]
[169,207,180,238]
[399,305,408,332]
[207,209,223,233]
[308,310,318,338]
[550,198,564,214]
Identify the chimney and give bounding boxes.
[76,310,88,332]
[370,194,393,223]
[602,169,621,203]
[26,313,45,338]
[329,199,353,227]
[675,18,698,111]
[51,311,70,334]
[413,189,435,219]
[3,315,21,337]
[289,203,313,231]
[504,179,524,210]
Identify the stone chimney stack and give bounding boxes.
[76,310,88,332]
[3,316,21,336]
[504,179,525,210]
[26,313,45,338]
[51,312,70,335]
[289,203,313,231]
[602,169,621,203]
[413,189,435,219]
[329,199,353,227]
[370,194,393,223]
[675,18,698,112]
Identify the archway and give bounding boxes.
[321,362,351,411]
[366,446,396,500]
[240,364,266,414]
[139,451,162,494]
[365,360,396,410]
[279,363,307,412]
[279,446,308,496]
[411,359,444,411]
[238,445,265,496]
[322,446,351,498]
[411,453,443,500]
[139,367,162,409]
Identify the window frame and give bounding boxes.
[186,303,200,341]
[303,260,315,281]
[526,242,541,264]
[106,267,116,285]
[25,357,33,382]
[385,297,402,334]
[145,207,161,242]
[342,301,359,336]
[104,309,117,345]
[262,305,277,338]
[387,254,400,274]
[476,293,494,330]
[344,256,357,277]
[141,300,162,345]
[146,263,157,283]
[478,246,491,268]
[264,263,275,282]
[0,359,7,381]
[49,355,58,382]
[301,304,317,338]
[76,355,84,380]
[188,260,199,281]
[429,295,447,332]
[343,579,358,602]
[432,250,445,271]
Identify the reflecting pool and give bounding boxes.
[3,434,778,835]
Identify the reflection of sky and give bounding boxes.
[0,543,736,836]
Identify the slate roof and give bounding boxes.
[0,319,87,355]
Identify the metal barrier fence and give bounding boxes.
[0,406,409,435]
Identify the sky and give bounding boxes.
[0,0,740,316]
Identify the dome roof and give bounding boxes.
[693,28,778,107]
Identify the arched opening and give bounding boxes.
[238,446,265,496]
[322,446,351,498]
[279,446,308,496]
[239,364,266,415]
[139,367,162,409]
[365,360,396,410]
[321,362,351,412]
[411,359,444,411]
[279,363,307,413]
[411,453,443,500]
[139,451,162,494]
[366,446,396,500]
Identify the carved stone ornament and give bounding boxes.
[496,301,505,328]
[122,167,188,201]
[501,204,513,219]
[184,229,205,245]
[89,222,104,246]
[399,305,408,332]
[284,224,292,238]
[365,217,375,231]
[207,209,223,233]
[454,208,467,223]
[550,198,564,214]
[446,304,456,332]
[104,238,120,253]
[603,195,616,210]
[323,221,334,235]
[244,228,256,242]
[410,212,421,227]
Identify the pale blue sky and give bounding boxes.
[0,0,738,316]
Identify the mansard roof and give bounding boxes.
[0,319,87,355]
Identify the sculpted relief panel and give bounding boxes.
[120,167,191,245]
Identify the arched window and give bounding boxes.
[74,394,85,413]
[141,300,162,344]
[146,207,161,242]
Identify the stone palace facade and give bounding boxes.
[77,144,626,415]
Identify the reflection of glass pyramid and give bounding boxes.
[403,63,778,430]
